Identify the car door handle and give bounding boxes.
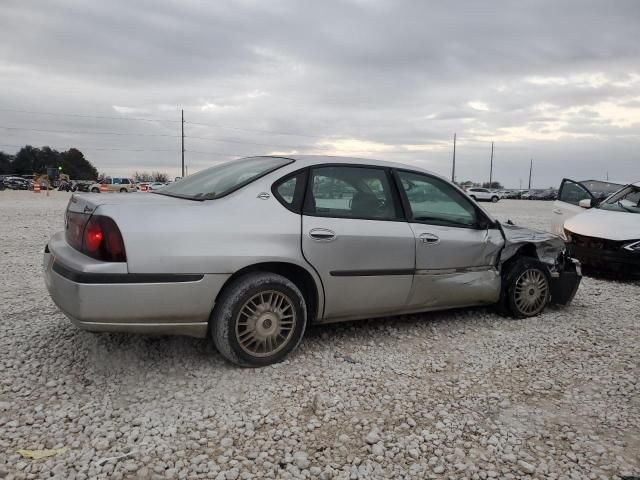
[419,233,440,245]
[553,208,563,214]
[309,228,336,242]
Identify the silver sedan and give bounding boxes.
[44,155,581,366]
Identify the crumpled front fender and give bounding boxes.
[498,222,582,305]
[499,222,567,266]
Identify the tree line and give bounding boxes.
[0,145,99,180]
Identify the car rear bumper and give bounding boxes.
[43,235,230,338]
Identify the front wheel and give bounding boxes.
[119,188,127,193]
[210,272,307,367]
[491,196,499,203]
[499,257,551,318]
[91,187,100,193]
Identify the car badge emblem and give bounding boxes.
[257,192,270,200]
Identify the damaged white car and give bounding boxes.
[553,178,640,276]
[44,155,581,366]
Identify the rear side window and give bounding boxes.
[272,171,307,212]
[304,166,400,220]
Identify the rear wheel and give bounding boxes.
[499,257,551,318]
[91,187,100,193]
[210,272,307,367]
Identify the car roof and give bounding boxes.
[579,178,630,186]
[261,154,437,176]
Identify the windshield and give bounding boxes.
[598,185,640,214]
[156,156,293,200]
[581,180,625,200]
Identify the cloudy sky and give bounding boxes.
[1,0,638,187]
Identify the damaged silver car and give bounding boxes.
[44,155,581,366]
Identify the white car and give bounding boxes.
[148,182,167,191]
[466,188,500,203]
[552,178,640,276]
[551,178,627,237]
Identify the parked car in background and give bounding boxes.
[72,181,93,193]
[44,155,581,366]
[560,182,640,276]
[551,178,627,237]
[89,177,136,193]
[148,182,167,191]
[466,187,500,202]
[4,177,30,190]
[498,190,517,199]
[530,189,557,201]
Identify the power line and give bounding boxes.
[186,120,325,139]
[0,142,182,153]
[0,107,326,138]
[0,125,179,138]
[1,124,440,155]
[0,108,181,124]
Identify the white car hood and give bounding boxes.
[564,208,640,241]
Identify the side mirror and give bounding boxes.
[578,198,593,209]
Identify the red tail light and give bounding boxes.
[65,212,126,262]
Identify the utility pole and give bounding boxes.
[451,133,456,183]
[489,141,494,188]
[528,158,533,189]
[181,109,185,178]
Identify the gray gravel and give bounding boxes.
[0,191,638,479]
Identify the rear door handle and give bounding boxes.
[309,228,336,241]
[419,233,440,245]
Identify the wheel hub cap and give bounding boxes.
[514,269,549,315]
[236,291,296,357]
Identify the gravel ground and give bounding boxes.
[0,191,638,480]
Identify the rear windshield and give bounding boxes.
[156,156,293,200]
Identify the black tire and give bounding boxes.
[210,272,307,367]
[91,187,100,193]
[498,257,551,318]
[470,195,477,201]
[119,188,127,193]
[491,196,499,203]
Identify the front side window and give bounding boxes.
[121,179,130,185]
[305,166,399,220]
[157,156,293,200]
[113,178,122,185]
[397,171,478,227]
[559,180,590,205]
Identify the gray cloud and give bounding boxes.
[0,0,639,186]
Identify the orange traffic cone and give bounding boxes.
[100,183,108,193]
[33,183,40,193]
